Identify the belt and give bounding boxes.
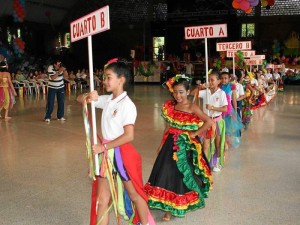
[210,115,221,119]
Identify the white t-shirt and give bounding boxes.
[236,83,245,99]
[198,88,228,117]
[265,73,273,81]
[250,78,258,87]
[47,65,64,89]
[273,73,280,80]
[94,91,137,140]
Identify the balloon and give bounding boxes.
[240,0,251,11]
[251,0,259,6]
[232,0,240,9]
[246,7,252,14]
[261,0,268,7]
[268,0,275,6]
[236,0,243,2]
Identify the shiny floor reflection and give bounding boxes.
[0,85,299,225]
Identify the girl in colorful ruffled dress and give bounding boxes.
[0,61,17,119]
[242,73,254,128]
[220,72,243,148]
[145,75,213,221]
[249,72,266,110]
[77,59,155,225]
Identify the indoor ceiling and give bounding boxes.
[0,0,80,25]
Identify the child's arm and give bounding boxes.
[8,73,17,96]
[190,104,213,138]
[190,84,207,96]
[77,90,99,103]
[232,89,237,112]
[92,125,135,154]
[205,104,227,113]
[236,93,246,101]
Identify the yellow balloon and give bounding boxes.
[261,0,268,7]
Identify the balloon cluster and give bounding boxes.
[13,37,25,56]
[13,0,26,22]
[232,0,260,14]
[261,0,275,9]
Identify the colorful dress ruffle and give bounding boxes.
[249,84,266,110]
[205,117,226,168]
[220,83,243,148]
[97,143,155,225]
[0,78,14,110]
[242,81,253,125]
[145,100,212,217]
[277,79,284,92]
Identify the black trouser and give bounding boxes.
[44,87,65,119]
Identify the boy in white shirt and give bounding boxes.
[191,71,228,172]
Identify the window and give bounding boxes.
[241,23,255,38]
[64,33,70,47]
[7,27,12,44]
[153,37,165,61]
[17,29,21,38]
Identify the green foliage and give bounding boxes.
[135,62,156,77]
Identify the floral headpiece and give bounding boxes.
[246,71,254,80]
[164,74,191,93]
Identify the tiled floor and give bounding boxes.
[0,85,299,225]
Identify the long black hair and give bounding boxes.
[0,61,8,72]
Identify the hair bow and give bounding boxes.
[104,58,119,69]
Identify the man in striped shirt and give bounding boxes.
[44,58,68,122]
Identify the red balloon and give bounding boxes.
[240,0,251,11]
[232,0,240,9]
[268,0,275,6]
[245,7,252,14]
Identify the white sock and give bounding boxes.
[216,157,220,165]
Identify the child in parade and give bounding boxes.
[0,61,17,119]
[145,75,213,221]
[77,59,154,225]
[236,70,246,119]
[242,74,254,128]
[248,72,266,110]
[191,71,228,172]
[220,71,243,149]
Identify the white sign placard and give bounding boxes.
[185,24,227,39]
[226,50,256,58]
[245,59,263,65]
[250,55,266,59]
[70,5,110,42]
[216,41,252,51]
